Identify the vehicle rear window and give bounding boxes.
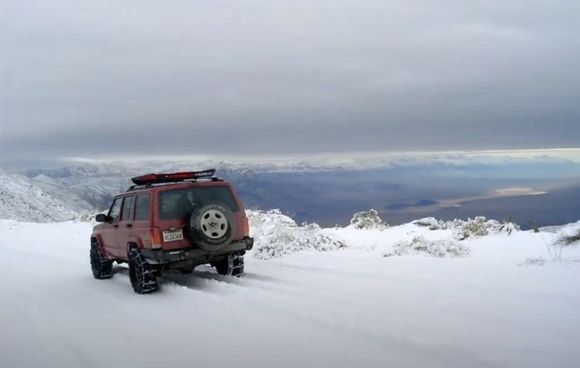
[159,186,239,220]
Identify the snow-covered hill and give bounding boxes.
[20,162,259,213]
[0,172,81,222]
[1,211,579,368]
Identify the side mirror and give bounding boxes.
[95,214,109,223]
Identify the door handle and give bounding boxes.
[114,224,119,228]
[126,224,133,228]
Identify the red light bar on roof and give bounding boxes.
[131,169,216,185]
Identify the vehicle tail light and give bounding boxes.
[243,217,251,237]
[150,228,162,249]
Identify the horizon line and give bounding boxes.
[61,147,580,164]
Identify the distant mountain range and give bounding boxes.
[1,156,579,227]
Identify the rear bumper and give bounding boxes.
[141,237,254,265]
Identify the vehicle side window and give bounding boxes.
[121,196,135,221]
[108,198,122,221]
[134,194,150,221]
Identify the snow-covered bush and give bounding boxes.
[412,217,448,231]
[449,217,506,240]
[350,209,389,230]
[556,224,580,246]
[498,219,520,235]
[384,236,470,258]
[546,224,580,262]
[454,217,521,239]
[519,257,546,266]
[247,210,346,259]
[562,231,580,245]
[414,216,519,237]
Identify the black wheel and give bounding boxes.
[215,253,244,277]
[90,239,113,279]
[128,248,159,294]
[190,202,236,251]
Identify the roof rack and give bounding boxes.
[128,169,217,190]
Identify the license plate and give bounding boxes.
[163,229,184,242]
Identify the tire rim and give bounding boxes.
[200,209,229,239]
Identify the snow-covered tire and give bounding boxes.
[90,239,113,279]
[128,248,159,294]
[190,202,236,251]
[215,253,244,277]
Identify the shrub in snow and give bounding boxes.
[546,225,580,262]
[519,258,546,267]
[412,217,448,231]
[414,216,519,237]
[557,230,580,246]
[498,219,520,235]
[247,210,346,259]
[350,209,389,230]
[448,217,522,240]
[384,236,469,258]
[450,217,498,240]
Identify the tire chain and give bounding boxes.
[229,253,245,276]
[91,241,113,279]
[129,248,159,293]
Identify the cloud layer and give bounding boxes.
[1,0,579,162]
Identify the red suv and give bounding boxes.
[90,169,253,293]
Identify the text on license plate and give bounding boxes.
[162,229,184,242]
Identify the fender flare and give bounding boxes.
[125,240,141,257]
[91,234,105,251]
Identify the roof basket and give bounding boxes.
[131,169,216,186]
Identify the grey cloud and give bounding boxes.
[1,0,580,163]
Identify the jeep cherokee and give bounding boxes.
[90,169,254,293]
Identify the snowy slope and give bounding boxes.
[0,173,81,222]
[25,165,129,212]
[28,173,97,212]
[1,213,580,368]
[22,162,255,213]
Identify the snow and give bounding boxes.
[1,214,580,368]
[0,173,80,222]
[248,210,346,259]
[385,236,470,257]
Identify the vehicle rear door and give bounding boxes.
[100,198,122,257]
[132,192,152,248]
[117,195,135,257]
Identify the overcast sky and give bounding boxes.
[1,0,579,165]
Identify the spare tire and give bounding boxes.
[189,202,236,251]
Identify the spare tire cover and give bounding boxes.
[189,202,235,251]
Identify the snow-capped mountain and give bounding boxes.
[1,161,284,222]
[0,172,81,222]
[19,162,259,215]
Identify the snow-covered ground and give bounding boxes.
[1,213,580,368]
